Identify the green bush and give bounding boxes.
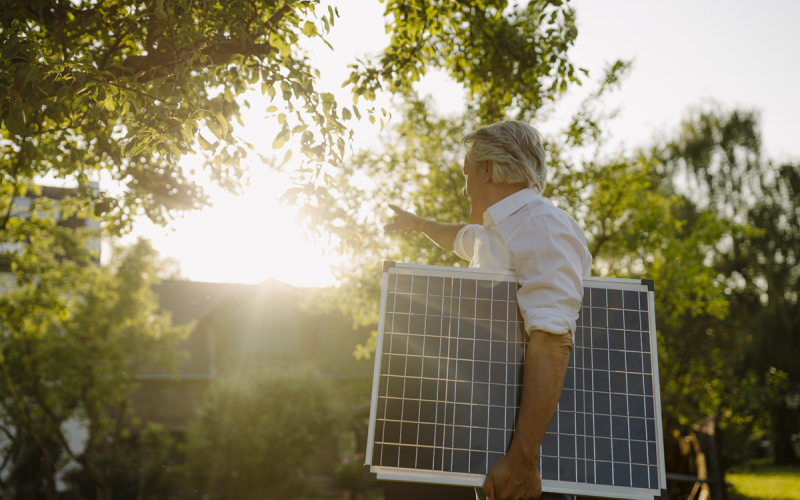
[183,367,339,499]
[334,452,365,498]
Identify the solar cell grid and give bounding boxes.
[368,265,665,500]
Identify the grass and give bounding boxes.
[727,459,800,500]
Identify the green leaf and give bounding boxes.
[207,120,224,141]
[1,39,21,61]
[197,134,215,151]
[3,105,26,136]
[89,101,105,119]
[166,96,182,103]
[266,106,278,113]
[303,21,318,37]
[341,108,351,120]
[181,122,194,143]
[272,130,287,149]
[213,112,228,137]
[73,71,86,85]
[56,86,70,101]
[126,136,152,157]
[280,149,293,166]
[155,0,167,20]
[104,98,116,112]
[71,94,88,111]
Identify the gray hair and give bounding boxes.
[460,120,547,191]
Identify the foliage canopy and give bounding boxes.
[1,0,581,237]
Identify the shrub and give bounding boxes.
[183,367,339,499]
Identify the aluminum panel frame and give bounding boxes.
[366,263,665,500]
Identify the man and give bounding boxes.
[384,120,592,500]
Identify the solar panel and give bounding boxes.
[364,262,668,500]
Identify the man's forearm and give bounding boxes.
[508,330,574,464]
[418,219,465,252]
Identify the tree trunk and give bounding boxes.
[0,481,15,500]
[773,404,799,464]
[43,454,57,500]
[0,442,36,500]
[95,483,113,500]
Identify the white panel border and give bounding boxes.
[648,290,667,490]
[391,263,648,292]
[365,272,389,466]
[368,467,660,500]
[390,263,515,283]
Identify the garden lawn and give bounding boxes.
[727,462,800,500]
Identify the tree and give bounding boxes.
[661,108,800,464]
[0,238,188,500]
[1,0,582,238]
[183,367,339,499]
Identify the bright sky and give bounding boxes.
[120,0,800,287]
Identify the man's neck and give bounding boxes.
[484,182,529,209]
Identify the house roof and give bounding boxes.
[152,280,257,326]
[143,278,354,379]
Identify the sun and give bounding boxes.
[128,166,338,287]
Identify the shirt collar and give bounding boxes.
[483,188,541,228]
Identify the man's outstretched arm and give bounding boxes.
[383,204,465,252]
[483,330,573,500]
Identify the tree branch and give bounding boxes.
[84,74,164,102]
[5,443,36,489]
[98,31,126,71]
[164,6,180,62]
[112,40,274,79]
[0,138,25,232]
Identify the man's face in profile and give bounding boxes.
[462,156,488,225]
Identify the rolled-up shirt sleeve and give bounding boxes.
[507,214,587,336]
[453,224,478,262]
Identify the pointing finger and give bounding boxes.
[387,203,404,215]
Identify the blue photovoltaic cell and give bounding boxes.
[371,271,661,494]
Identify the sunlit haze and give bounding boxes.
[113,0,800,286]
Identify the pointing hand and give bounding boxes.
[383,204,423,234]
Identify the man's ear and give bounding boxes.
[483,160,494,183]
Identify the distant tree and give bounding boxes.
[0,238,188,500]
[662,108,800,464]
[183,367,339,500]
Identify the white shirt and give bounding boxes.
[453,188,592,336]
